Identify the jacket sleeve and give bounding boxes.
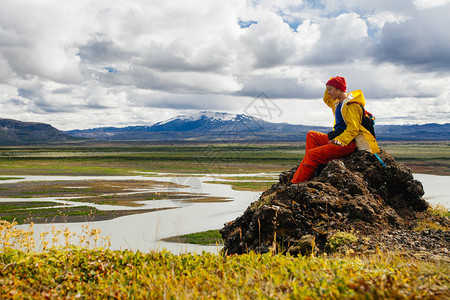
[334,103,362,146]
[323,89,335,109]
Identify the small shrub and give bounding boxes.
[414,220,449,232]
[0,219,110,252]
[326,231,358,253]
[428,204,449,217]
[413,204,449,232]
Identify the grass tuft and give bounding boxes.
[326,231,359,253]
[176,229,223,245]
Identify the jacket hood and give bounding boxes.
[345,90,366,107]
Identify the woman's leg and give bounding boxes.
[292,140,356,183]
[305,131,329,152]
[291,131,329,183]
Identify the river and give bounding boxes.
[3,172,449,254]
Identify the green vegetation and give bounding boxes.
[0,205,104,224]
[0,177,24,180]
[0,143,300,175]
[0,201,57,210]
[180,230,223,245]
[326,231,359,253]
[174,229,223,245]
[414,204,450,232]
[0,218,448,299]
[0,142,449,297]
[379,141,450,175]
[428,204,450,218]
[0,141,448,175]
[205,180,275,191]
[1,247,448,299]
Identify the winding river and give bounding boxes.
[3,172,449,254]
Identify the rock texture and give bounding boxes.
[220,150,449,257]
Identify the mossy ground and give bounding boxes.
[163,229,224,245]
[204,180,275,191]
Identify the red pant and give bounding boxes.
[291,131,356,183]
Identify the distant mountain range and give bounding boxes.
[1,112,449,145]
[66,111,328,141]
[0,118,75,145]
[65,111,450,142]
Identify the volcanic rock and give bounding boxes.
[220,150,448,256]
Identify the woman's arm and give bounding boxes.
[323,88,335,109]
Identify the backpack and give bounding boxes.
[350,102,376,138]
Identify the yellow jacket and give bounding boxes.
[323,89,380,153]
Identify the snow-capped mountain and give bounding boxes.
[155,111,243,125]
[1,112,448,145]
[66,111,320,141]
[150,111,263,132]
[65,111,450,141]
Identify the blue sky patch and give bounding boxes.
[105,67,118,73]
[238,20,257,28]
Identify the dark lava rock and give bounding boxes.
[220,150,448,256]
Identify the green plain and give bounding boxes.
[0,141,448,175]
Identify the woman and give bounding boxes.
[291,76,380,184]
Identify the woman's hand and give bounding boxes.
[330,139,344,146]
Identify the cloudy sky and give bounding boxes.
[1,0,449,130]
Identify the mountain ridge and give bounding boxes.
[65,111,450,141]
[66,111,325,141]
[0,112,449,145]
[0,118,75,145]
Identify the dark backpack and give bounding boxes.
[350,102,376,138]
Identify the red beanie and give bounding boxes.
[326,76,347,92]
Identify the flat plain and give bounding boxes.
[0,141,448,175]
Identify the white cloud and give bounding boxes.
[372,5,450,71]
[0,1,90,83]
[366,11,409,28]
[0,0,448,130]
[298,13,370,65]
[240,14,296,68]
[370,96,450,125]
[413,0,450,9]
